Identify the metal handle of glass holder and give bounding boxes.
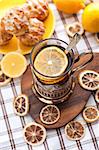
[66,33,94,74]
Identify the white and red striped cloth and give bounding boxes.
[0,0,99,150]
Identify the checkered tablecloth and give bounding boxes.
[0,1,99,150]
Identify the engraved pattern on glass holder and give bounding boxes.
[32,73,75,104]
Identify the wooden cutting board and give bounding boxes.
[21,53,99,129]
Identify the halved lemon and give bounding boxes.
[34,46,68,78]
[1,52,27,78]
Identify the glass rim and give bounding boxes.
[30,38,75,79]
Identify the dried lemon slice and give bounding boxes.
[95,90,99,103]
[65,121,85,141]
[34,46,68,77]
[79,70,99,91]
[40,105,60,124]
[66,22,84,37]
[95,33,99,43]
[23,122,46,146]
[0,71,11,86]
[13,94,29,116]
[83,106,99,123]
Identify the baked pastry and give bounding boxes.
[1,7,29,36]
[18,18,45,46]
[28,18,45,34]
[0,0,48,46]
[0,23,13,46]
[23,0,49,21]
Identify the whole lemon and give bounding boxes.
[53,0,85,14]
[82,3,99,33]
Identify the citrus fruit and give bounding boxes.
[34,46,68,77]
[13,94,29,116]
[40,105,60,124]
[79,70,99,91]
[65,22,84,37]
[95,90,99,103]
[1,52,27,78]
[65,121,85,140]
[82,3,99,33]
[53,0,85,14]
[83,106,99,123]
[23,122,46,146]
[95,33,99,43]
[0,70,11,86]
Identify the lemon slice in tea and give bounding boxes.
[34,46,68,77]
[1,52,27,78]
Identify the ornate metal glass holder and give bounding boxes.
[32,72,75,104]
[30,35,93,104]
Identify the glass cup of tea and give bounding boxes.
[30,36,93,104]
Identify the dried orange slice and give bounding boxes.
[83,106,99,123]
[13,94,29,116]
[1,52,27,78]
[95,33,99,43]
[23,122,46,146]
[40,105,60,124]
[95,90,99,103]
[79,70,99,91]
[65,121,85,141]
[34,46,68,77]
[66,22,84,37]
[0,70,11,86]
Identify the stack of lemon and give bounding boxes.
[53,0,99,33]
